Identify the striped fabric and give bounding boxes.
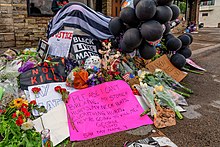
[47,2,113,40]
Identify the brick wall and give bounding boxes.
[106,0,112,16]
[0,0,51,50]
[0,0,113,51]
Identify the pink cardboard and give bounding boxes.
[66,80,153,141]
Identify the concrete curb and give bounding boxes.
[192,44,220,58]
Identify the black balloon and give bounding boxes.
[170,4,180,21]
[134,0,141,7]
[163,33,175,42]
[140,20,163,41]
[123,28,143,49]
[135,0,157,21]
[120,7,138,26]
[178,47,192,58]
[139,41,156,59]
[185,33,193,44]
[120,40,134,53]
[170,53,186,69]
[178,34,191,46]
[166,37,182,51]
[156,0,173,6]
[163,22,171,35]
[154,6,173,24]
[108,17,124,36]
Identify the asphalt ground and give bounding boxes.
[162,48,220,147]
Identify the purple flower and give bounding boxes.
[18,61,35,73]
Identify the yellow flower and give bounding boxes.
[10,98,28,108]
[21,120,34,131]
[154,85,164,92]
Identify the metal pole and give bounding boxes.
[185,0,188,21]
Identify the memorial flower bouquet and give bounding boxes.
[0,97,46,146]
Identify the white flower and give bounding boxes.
[21,120,34,131]
[155,69,162,73]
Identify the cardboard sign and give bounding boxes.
[70,35,100,61]
[37,39,49,61]
[146,55,187,82]
[186,58,206,71]
[66,80,153,141]
[28,82,76,111]
[48,30,73,57]
[19,58,67,90]
[33,103,69,146]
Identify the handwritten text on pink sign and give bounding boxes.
[66,80,153,141]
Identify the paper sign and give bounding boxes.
[70,35,100,61]
[146,55,187,82]
[33,103,69,146]
[28,82,76,111]
[48,30,73,57]
[66,80,153,141]
[186,58,206,71]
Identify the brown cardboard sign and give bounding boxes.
[146,55,187,82]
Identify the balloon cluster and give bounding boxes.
[108,0,193,69]
[168,33,193,69]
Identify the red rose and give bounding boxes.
[16,116,23,126]
[54,86,61,92]
[60,88,67,94]
[30,100,37,105]
[12,112,17,118]
[21,103,28,108]
[103,39,109,43]
[32,87,41,94]
[114,71,120,76]
[21,107,28,113]
[24,111,31,117]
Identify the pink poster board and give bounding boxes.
[66,80,153,141]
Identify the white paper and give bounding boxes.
[176,105,186,112]
[28,82,76,111]
[48,30,73,57]
[152,137,178,147]
[33,103,69,146]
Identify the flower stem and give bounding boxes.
[182,67,204,75]
[175,110,183,120]
[40,116,45,130]
[174,90,190,98]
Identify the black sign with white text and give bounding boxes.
[70,35,101,61]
